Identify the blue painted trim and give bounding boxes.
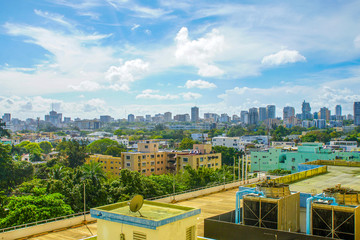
[91,208,201,230]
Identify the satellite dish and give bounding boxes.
[129,195,144,217]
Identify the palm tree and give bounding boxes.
[81,161,106,186]
[48,166,66,180]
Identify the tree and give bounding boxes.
[0,143,14,192]
[39,141,53,154]
[104,145,126,157]
[68,140,87,168]
[87,139,121,155]
[0,193,73,228]
[0,119,10,137]
[212,146,243,166]
[179,138,195,150]
[81,161,106,187]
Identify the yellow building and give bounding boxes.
[91,200,200,240]
[86,154,123,176]
[121,151,168,176]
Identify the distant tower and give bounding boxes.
[301,100,312,120]
[283,106,295,120]
[354,102,360,126]
[128,114,135,122]
[248,108,259,125]
[191,106,199,122]
[335,105,342,120]
[266,105,276,119]
[258,107,267,122]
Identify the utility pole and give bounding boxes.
[83,182,86,221]
[242,155,245,183]
[233,156,235,181]
[238,154,240,181]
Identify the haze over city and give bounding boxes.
[1,0,360,119]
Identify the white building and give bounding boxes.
[240,135,269,145]
[212,136,245,150]
[327,141,358,152]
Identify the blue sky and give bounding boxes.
[1,0,360,120]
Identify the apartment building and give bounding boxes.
[86,154,123,175]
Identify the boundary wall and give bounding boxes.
[0,214,95,240]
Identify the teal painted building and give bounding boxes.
[250,143,360,173]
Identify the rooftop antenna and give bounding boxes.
[129,195,144,217]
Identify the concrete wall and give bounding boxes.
[155,177,266,203]
[0,214,95,240]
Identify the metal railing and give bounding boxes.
[146,177,261,201]
[0,211,90,233]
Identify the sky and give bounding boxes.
[1,0,360,120]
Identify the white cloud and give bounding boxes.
[181,92,202,101]
[131,24,140,31]
[106,59,149,91]
[175,27,224,77]
[34,9,73,28]
[355,35,360,49]
[136,89,179,100]
[261,50,306,65]
[69,81,102,91]
[184,79,217,89]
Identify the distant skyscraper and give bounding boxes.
[45,110,62,127]
[145,115,152,122]
[128,114,135,122]
[164,112,172,122]
[2,113,11,123]
[191,106,199,122]
[283,106,295,120]
[335,105,342,118]
[100,115,113,123]
[240,111,248,124]
[258,107,267,122]
[319,107,330,121]
[249,108,259,125]
[266,105,276,119]
[354,102,360,126]
[301,100,312,120]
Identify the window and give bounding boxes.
[111,167,113,169]
[144,145,148,149]
[151,168,155,172]
[292,166,296,171]
[157,168,160,171]
[142,169,146,173]
[157,161,160,164]
[151,161,155,166]
[126,162,131,167]
[292,158,295,162]
[142,162,146,166]
[151,155,155,158]
[200,157,203,162]
[157,154,160,157]
[142,155,146,159]
[200,164,203,167]
[262,156,266,158]
[305,159,309,162]
[207,164,211,168]
[183,158,188,162]
[126,156,130,160]
[161,161,163,164]
[216,163,219,166]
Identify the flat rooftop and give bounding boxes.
[289,165,360,193]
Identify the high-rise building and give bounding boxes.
[204,113,219,122]
[335,105,342,119]
[45,110,62,127]
[248,108,259,125]
[2,113,11,123]
[354,102,360,126]
[219,113,230,123]
[266,105,276,119]
[283,106,295,120]
[191,106,199,122]
[258,107,267,122]
[127,114,135,122]
[301,100,312,120]
[319,107,330,121]
[174,114,190,122]
[240,111,248,124]
[164,112,172,122]
[145,115,151,122]
[100,115,114,123]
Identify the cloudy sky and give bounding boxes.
[1,0,360,120]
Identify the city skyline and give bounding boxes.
[1,1,360,119]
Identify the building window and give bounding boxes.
[157,161,160,164]
[145,145,148,149]
[126,156,130,160]
[142,169,146,173]
[157,154,160,157]
[151,155,155,158]
[292,158,295,162]
[200,164,203,167]
[200,157,203,162]
[207,164,211,168]
[305,159,309,162]
[216,163,219,166]
[142,155,146,159]
[142,162,146,166]
[111,167,113,169]
[292,166,296,171]
[183,158,188,162]
[157,168,160,171]
[151,168,155,172]
[151,161,155,166]
[126,162,131,167]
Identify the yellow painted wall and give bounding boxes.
[121,152,167,176]
[176,153,221,172]
[86,155,123,176]
[97,215,198,240]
